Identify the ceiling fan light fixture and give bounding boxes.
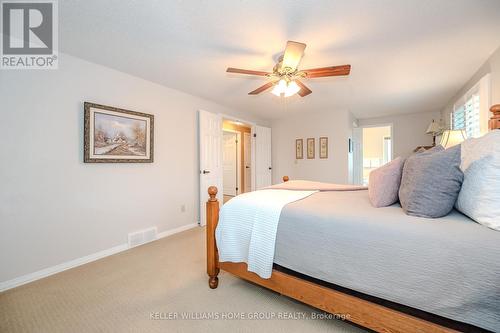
[285,81,301,97]
[271,79,287,96]
[272,79,301,97]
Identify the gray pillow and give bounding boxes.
[399,145,463,218]
[417,144,444,155]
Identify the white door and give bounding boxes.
[243,132,252,192]
[352,128,363,185]
[222,131,237,196]
[199,110,222,226]
[255,126,272,189]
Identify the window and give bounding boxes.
[451,74,491,138]
[452,93,480,138]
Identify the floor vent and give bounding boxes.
[128,227,158,248]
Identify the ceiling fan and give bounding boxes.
[226,41,351,98]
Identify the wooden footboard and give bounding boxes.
[206,182,458,333]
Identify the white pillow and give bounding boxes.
[456,130,500,231]
[460,129,500,170]
[456,155,500,230]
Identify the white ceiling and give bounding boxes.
[59,0,500,120]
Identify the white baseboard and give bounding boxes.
[0,223,199,292]
[157,223,199,239]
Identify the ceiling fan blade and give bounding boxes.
[303,65,350,73]
[226,67,270,76]
[303,65,351,78]
[281,41,306,71]
[248,81,275,95]
[295,80,312,97]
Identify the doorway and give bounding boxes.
[361,125,392,185]
[198,110,272,226]
[222,119,252,203]
[352,124,393,185]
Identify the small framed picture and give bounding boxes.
[307,138,315,159]
[84,102,154,163]
[296,139,303,159]
[319,137,328,159]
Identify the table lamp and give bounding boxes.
[440,129,467,149]
[426,120,441,146]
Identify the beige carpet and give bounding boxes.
[0,227,365,333]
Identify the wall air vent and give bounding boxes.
[128,227,158,248]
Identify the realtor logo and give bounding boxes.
[1,0,58,69]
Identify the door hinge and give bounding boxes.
[253,133,256,137]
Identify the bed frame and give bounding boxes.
[205,179,460,333]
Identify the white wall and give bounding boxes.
[441,45,500,126]
[358,111,440,158]
[271,109,353,184]
[0,53,267,284]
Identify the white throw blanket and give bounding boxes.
[216,189,317,278]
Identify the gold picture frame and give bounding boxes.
[319,137,328,159]
[296,139,303,159]
[84,102,154,163]
[307,138,315,159]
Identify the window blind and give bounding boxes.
[452,93,480,138]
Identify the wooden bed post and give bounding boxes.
[283,175,289,182]
[490,104,500,130]
[206,186,220,289]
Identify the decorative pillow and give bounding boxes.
[399,145,463,218]
[368,157,405,207]
[411,145,444,156]
[421,144,444,154]
[456,130,500,231]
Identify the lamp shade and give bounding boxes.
[426,120,440,134]
[440,129,467,149]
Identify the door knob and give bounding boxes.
[268,167,272,170]
[203,170,210,174]
[245,166,250,169]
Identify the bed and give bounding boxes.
[205,178,500,333]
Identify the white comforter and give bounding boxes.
[215,189,317,278]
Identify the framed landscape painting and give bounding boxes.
[84,102,154,163]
